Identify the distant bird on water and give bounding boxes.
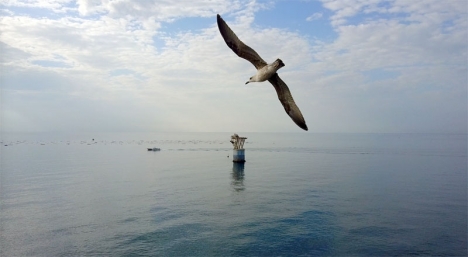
[216,14,308,131]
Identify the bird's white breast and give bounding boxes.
[256,64,280,82]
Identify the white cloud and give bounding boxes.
[0,1,315,132]
[306,12,323,21]
[0,0,466,133]
[3,0,75,14]
[75,0,245,19]
[304,0,467,132]
[313,0,466,71]
[76,0,106,16]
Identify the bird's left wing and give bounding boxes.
[268,73,308,131]
[217,14,267,70]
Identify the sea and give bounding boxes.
[0,132,466,256]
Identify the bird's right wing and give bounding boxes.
[268,73,308,131]
[217,14,267,70]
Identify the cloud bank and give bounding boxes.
[1,0,466,133]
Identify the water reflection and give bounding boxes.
[231,162,245,192]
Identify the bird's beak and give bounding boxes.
[245,81,249,84]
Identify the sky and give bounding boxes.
[0,0,467,133]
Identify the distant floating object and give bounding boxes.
[231,133,247,163]
[148,148,161,151]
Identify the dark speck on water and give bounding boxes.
[0,133,466,256]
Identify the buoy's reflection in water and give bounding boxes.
[231,162,245,192]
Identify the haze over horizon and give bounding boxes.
[1,0,467,134]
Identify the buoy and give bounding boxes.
[230,134,247,163]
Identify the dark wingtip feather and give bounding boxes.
[217,14,223,24]
[294,119,308,131]
[290,109,308,131]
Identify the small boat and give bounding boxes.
[147,148,161,151]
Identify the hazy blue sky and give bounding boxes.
[1,0,466,133]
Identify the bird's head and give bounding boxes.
[275,59,285,69]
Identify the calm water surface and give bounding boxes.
[1,133,466,256]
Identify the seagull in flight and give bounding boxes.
[216,14,308,131]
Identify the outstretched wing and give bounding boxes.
[217,14,267,70]
[268,73,308,131]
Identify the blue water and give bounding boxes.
[1,133,466,256]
